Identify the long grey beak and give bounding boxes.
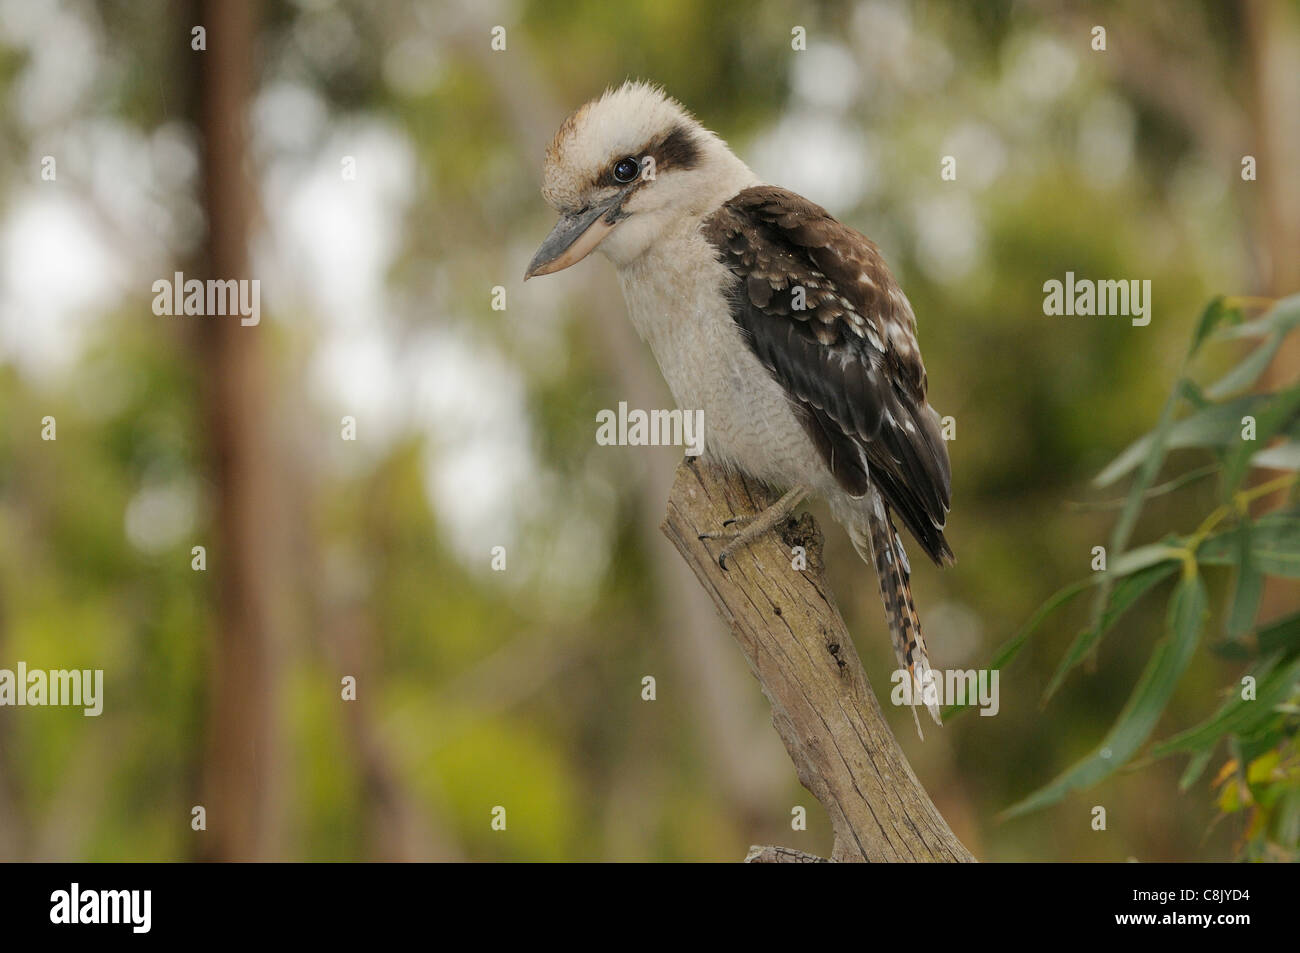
[525,193,629,279]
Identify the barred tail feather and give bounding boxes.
[847,493,942,736]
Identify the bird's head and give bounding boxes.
[526,81,754,278]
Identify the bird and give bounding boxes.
[526,81,952,730]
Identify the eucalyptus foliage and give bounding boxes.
[988,295,1300,859]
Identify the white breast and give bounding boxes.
[613,223,832,493]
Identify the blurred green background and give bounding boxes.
[0,0,1297,861]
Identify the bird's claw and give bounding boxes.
[701,508,778,571]
[699,514,750,543]
[701,518,746,570]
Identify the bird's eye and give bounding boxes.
[613,157,640,183]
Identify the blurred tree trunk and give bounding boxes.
[189,0,282,861]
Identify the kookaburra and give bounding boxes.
[526,82,952,727]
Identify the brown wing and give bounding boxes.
[703,185,953,565]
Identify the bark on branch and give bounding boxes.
[661,458,976,863]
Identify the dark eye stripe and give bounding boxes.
[590,124,703,191]
[654,124,701,171]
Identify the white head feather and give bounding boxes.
[539,81,758,267]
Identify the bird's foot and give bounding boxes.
[696,484,809,571]
[696,514,756,539]
[697,518,757,572]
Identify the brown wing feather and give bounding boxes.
[703,186,953,565]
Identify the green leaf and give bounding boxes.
[1225,521,1264,640]
[1179,746,1216,790]
[1178,377,1209,410]
[1206,295,1300,399]
[1246,749,1281,785]
[1272,789,1300,850]
[1198,513,1300,577]
[1190,297,1228,356]
[1257,610,1300,658]
[1089,377,1186,649]
[1209,639,1253,660]
[1219,293,1300,341]
[986,577,1094,671]
[1002,573,1207,820]
[1043,561,1178,702]
[1223,385,1300,493]
[1218,777,1248,814]
[1238,722,1291,766]
[1109,540,1183,576]
[1095,396,1267,488]
[1207,338,1286,399]
[1097,296,1300,489]
[942,577,1095,719]
[1150,654,1292,757]
[1250,544,1300,578]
